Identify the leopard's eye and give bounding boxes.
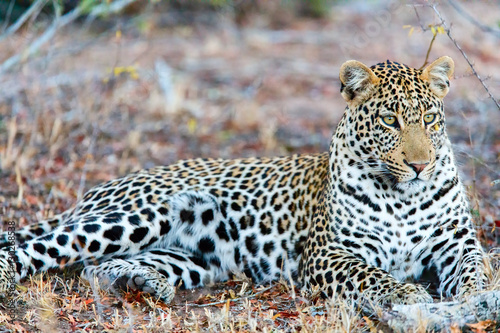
[382,116,397,126]
[423,114,436,124]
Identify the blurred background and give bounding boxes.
[0,0,499,244]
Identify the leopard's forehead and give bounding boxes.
[368,60,442,122]
[370,60,420,80]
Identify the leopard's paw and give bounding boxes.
[112,266,175,303]
[455,272,488,299]
[383,283,433,305]
[83,261,175,303]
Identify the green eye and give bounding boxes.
[382,116,397,126]
[424,114,436,124]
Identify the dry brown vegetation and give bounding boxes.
[0,1,499,332]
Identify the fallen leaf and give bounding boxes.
[466,319,495,333]
[274,311,299,319]
[363,316,378,333]
[449,323,461,333]
[84,298,95,305]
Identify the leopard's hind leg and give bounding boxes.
[0,190,237,297]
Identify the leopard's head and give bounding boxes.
[338,56,454,187]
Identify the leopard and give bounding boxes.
[0,56,488,307]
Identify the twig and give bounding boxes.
[0,0,139,75]
[0,5,80,74]
[430,4,500,111]
[15,163,24,208]
[381,291,500,331]
[0,0,48,42]
[411,6,428,32]
[419,32,437,70]
[86,0,138,19]
[411,3,500,111]
[0,0,16,34]
[454,146,500,177]
[77,123,98,201]
[447,0,500,38]
[412,5,438,70]
[185,285,274,308]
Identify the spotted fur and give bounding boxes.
[0,57,487,306]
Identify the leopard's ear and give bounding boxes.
[339,60,380,107]
[420,56,454,99]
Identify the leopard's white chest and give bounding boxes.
[332,163,460,282]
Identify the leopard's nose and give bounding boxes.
[409,162,429,175]
[403,159,429,175]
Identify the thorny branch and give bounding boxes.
[432,5,500,111]
[411,4,500,111]
[447,0,500,38]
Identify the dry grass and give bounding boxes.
[1,276,370,332]
[0,1,499,332]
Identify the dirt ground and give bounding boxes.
[0,1,499,332]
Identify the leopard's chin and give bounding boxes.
[395,179,428,194]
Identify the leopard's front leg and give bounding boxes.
[301,248,433,305]
[433,226,488,298]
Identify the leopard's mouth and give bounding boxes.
[407,178,425,185]
[379,164,429,192]
[395,178,428,193]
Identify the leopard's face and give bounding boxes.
[339,57,454,189]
